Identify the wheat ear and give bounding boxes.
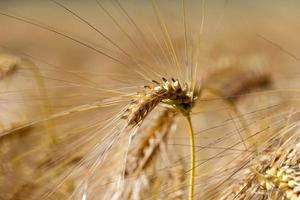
[123,109,176,199]
[122,77,199,200]
[125,109,176,177]
[204,65,271,149]
[204,65,271,101]
[122,77,197,126]
[223,141,300,200]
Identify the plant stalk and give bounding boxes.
[187,114,195,200]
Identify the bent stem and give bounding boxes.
[186,114,195,200]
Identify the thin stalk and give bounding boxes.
[186,114,195,200]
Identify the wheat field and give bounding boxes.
[1,1,300,200]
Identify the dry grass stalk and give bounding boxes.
[222,141,300,200]
[0,54,19,79]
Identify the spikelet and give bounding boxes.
[0,54,19,79]
[122,78,198,127]
[222,141,300,200]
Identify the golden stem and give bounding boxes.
[187,114,195,200]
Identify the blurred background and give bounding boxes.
[1,1,300,199]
